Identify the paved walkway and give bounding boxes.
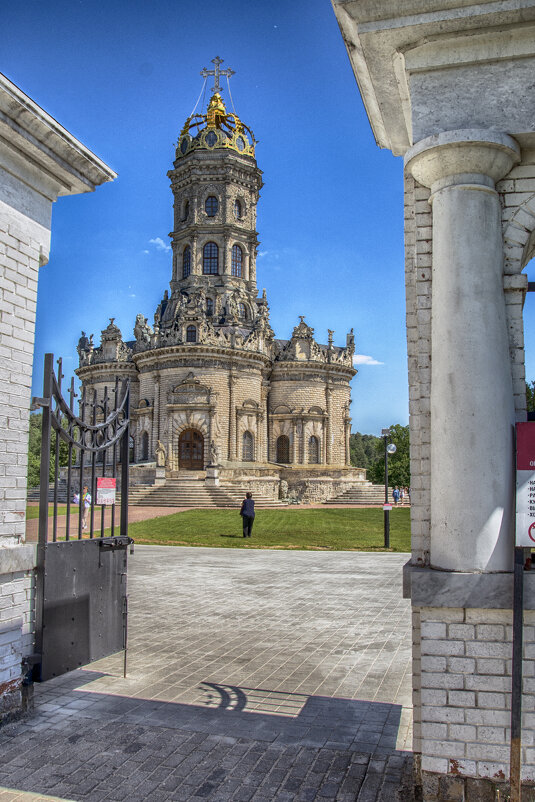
[0,548,413,801]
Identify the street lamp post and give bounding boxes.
[382,428,396,548]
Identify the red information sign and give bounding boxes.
[515,423,535,546]
[96,477,116,506]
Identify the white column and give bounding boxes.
[405,130,520,572]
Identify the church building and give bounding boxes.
[75,61,362,502]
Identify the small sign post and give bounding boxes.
[96,477,117,506]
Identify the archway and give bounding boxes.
[179,428,204,470]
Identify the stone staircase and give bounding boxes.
[323,484,392,505]
[125,478,282,508]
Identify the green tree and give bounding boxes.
[367,423,411,488]
[350,432,381,471]
[27,411,70,487]
[527,381,535,414]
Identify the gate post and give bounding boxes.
[34,353,53,676]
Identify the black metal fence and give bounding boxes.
[32,353,132,681]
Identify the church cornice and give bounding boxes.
[270,362,356,381]
[75,362,138,381]
[132,343,271,372]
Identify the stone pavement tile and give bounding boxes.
[1,549,414,802]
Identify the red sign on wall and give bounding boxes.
[516,423,535,546]
[96,477,116,506]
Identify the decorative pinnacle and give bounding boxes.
[200,56,235,95]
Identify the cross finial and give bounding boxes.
[200,56,235,95]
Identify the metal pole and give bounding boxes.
[34,353,53,678]
[384,435,390,549]
[510,545,524,802]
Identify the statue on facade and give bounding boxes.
[155,440,166,468]
[279,480,289,500]
[77,331,94,363]
[134,314,153,347]
[209,440,220,465]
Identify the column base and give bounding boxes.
[419,768,535,801]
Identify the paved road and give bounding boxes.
[0,548,413,801]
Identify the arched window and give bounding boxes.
[141,431,149,462]
[276,435,290,464]
[308,435,320,464]
[181,200,189,221]
[242,431,254,462]
[238,302,247,320]
[186,325,197,343]
[182,246,191,278]
[206,297,214,316]
[203,242,218,274]
[231,244,243,277]
[205,196,218,217]
[129,436,135,464]
[234,199,242,219]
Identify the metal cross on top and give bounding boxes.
[200,56,235,95]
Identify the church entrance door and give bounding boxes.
[179,429,204,470]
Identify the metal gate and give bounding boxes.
[32,353,132,682]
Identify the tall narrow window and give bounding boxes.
[276,435,290,464]
[182,245,191,278]
[308,435,320,464]
[231,244,243,277]
[181,200,189,221]
[234,199,242,219]
[205,196,218,216]
[206,297,214,316]
[186,325,197,343]
[141,431,149,461]
[203,242,218,274]
[238,302,247,320]
[242,431,254,462]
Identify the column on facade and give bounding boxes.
[291,419,297,464]
[345,418,351,467]
[325,385,332,464]
[223,234,230,276]
[243,249,250,282]
[405,130,520,572]
[249,239,256,285]
[228,373,236,461]
[262,384,270,462]
[191,235,199,275]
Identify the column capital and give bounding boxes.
[405,129,520,191]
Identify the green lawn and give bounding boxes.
[126,507,411,551]
[26,505,68,519]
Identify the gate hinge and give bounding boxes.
[98,536,134,551]
[31,397,50,411]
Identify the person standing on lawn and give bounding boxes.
[240,491,255,538]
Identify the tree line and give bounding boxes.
[350,424,410,487]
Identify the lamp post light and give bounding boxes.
[382,428,396,548]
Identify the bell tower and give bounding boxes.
[163,60,263,331]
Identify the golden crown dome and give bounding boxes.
[177,93,256,159]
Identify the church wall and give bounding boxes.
[137,355,264,467]
[269,372,351,465]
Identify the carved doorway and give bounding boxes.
[179,429,204,470]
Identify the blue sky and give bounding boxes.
[6,1,419,434]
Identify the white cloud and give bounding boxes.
[353,354,384,366]
[149,237,171,253]
[128,293,136,298]
[258,250,268,258]
[143,249,150,255]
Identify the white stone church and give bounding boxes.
[75,67,363,502]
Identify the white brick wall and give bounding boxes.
[0,201,47,544]
[419,607,535,782]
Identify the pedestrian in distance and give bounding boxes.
[73,485,91,529]
[392,486,400,506]
[240,491,255,538]
[399,487,405,505]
